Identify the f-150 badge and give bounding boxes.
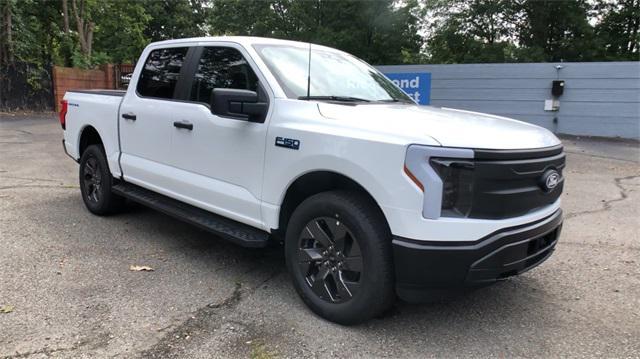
[275,137,300,150]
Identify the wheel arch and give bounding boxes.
[276,170,390,237]
[78,125,104,156]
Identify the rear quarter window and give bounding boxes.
[137,47,189,99]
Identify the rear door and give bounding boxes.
[164,44,272,229]
[119,46,193,190]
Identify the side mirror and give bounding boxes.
[211,88,268,123]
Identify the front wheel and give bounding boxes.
[285,190,395,325]
[79,144,124,215]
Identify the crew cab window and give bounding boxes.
[137,47,189,99]
[190,47,258,104]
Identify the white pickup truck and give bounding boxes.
[61,36,564,324]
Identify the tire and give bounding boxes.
[79,144,124,215]
[285,190,395,325]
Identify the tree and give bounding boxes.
[0,0,14,65]
[69,0,94,58]
[421,0,620,63]
[594,0,640,60]
[0,0,63,66]
[424,0,519,63]
[206,0,424,65]
[207,0,275,37]
[1,0,638,72]
[143,0,208,41]
[92,1,149,64]
[62,0,152,66]
[516,0,596,62]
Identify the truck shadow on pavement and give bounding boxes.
[119,205,558,357]
[114,201,555,322]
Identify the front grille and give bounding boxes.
[467,150,565,219]
[432,146,565,220]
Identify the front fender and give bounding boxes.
[261,144,423,233]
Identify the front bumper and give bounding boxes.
[393,209,563,302]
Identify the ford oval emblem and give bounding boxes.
[541,170,561,191]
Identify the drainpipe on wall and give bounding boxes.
[552,64,564,134]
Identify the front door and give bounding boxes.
[166,45,272,229]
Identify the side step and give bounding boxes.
[112,182,269,248]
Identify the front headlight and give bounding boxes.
[429,158,474,217]
[405,145,474,219]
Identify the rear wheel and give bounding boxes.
[79,144,124,215]
[285,190,394,325]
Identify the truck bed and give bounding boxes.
[62,90,125,177]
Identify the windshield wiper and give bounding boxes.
[377,98,415,104]
[298,95,371,103]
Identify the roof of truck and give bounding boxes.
[149,36,313,48]
[146,36,344,54]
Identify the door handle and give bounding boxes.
[122,113,136,121]
[173,121,193,130]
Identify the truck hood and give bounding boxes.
[317,103,561,150]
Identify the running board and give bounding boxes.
[112,182,269,248]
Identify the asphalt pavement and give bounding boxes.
[1,113,638,358]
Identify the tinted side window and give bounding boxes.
[190,47,258,103]
[137,47,189,99]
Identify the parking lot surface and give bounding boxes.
[1,114,639,358]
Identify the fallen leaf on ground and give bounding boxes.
[129,265,154,272]
[0,305,14,313]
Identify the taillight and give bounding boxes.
[59,100,68,130]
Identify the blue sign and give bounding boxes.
[384,72,431,105]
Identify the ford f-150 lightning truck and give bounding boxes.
[61,37,565,324]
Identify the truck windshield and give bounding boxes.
[253,44,413,103]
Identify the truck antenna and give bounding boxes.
[306,42,312,99]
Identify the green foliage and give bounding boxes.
[0,0,637,73]
[60,0,151,67]
[424,0,638,63]
[5,0,58,66]
[593,0,640,60]
[92,1,150,64]
[71,49,109,69]
[24,65,49,91]
[207,0,274,37]
[517,0,596,62]
[207,0,423,65]
[143,0,208,41]
[425,0,518,63]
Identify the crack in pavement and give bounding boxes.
[1,345,78,359]
[138,269,282,358]
[2,331,112,359]
[565,175,640,220]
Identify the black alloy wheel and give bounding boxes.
[79,144,124,215]
[298,216,363,303]
[82,155,103,204]
[285,190,395,325]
